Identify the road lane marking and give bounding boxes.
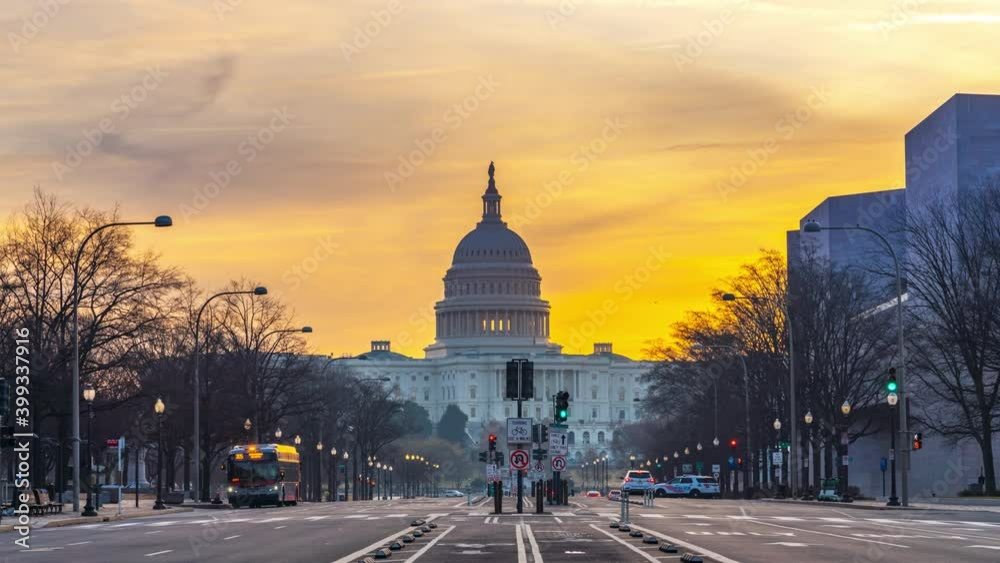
[224,535,240,540]
[525,524,544,562]
[624,523,743,563]
[515,523,528,563]
[968,545,1000,550]
[400,525,456,562]
[145,550,174,557]
[275,525,287,529]
[746,520,910,548]
[589,525,661,562]
[330,515,441,563]
[305,516,330,521]
[67,541,92,546]
[144,531,162,535]
[554,517,563,523]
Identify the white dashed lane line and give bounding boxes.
[144,550,174,557]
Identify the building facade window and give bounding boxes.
[619,409,626,420]
[470,407,477,418]
[582,431,591,445]
[568,431,576,445]
[470,386,477,400]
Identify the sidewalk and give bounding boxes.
[0,498,193,532]
[760,497,1000,513]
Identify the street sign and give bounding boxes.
[507,417,532,444]
[772,451,784,465]
[682,463,693,474]
[549,430,569,456]
[533,461,544,474]
[727,456,736,469]
[880,457,888,472]
[841,455,850,466]
[551,455,567,472]
[713,471,721,480]
[695,461,705,474]
[889,448,895,461]
[510,449,530,470]
[486,464,499,482]
[106,438,119,448]
[712,463,721,475]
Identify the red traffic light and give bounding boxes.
[729,438,738,449]
[912,432,923,450]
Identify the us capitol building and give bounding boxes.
[334,163,649,462]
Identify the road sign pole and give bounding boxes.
[516,360,524,515]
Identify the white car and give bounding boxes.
[443,490,465,498]
[620,470,656,494]
[654,475,721,498]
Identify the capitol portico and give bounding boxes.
[335,163,649,462]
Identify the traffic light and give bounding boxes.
[887,367,898,393]
[478,451,488,463]
[913,432,923,451]
[540,424,549,444]
[554,391,570,422]
[729,438,738,450]
[737,457,744,469]
[488,434,497,451]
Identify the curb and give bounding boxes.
[0,506,195,532]
[758,499,922,511]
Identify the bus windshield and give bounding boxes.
[229,456,280,484]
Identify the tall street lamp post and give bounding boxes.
[154,398,167,510]
[342,452,350,501]
[82,384,98,516]
[773,418,783,493]
[192,286,268,501]
[253,326,313,442]
[804,220,908,506]
[887,392,900,506]
[721,292,798,496]
[244,419,252,443]
[691,343,752,493]
[71,215,172,511]
[629,454,636,469]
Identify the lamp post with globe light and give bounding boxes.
[773,418,783,492]
[804,411,814,497]
[82,384,98,517]
[887,392,900,506]
[153,398,167,510]
[329,447,338,502]
[315,441,323,501]
[840,401,852,500]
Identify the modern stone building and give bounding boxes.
[333,163,649,462]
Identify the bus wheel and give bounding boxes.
[231,501,240,509]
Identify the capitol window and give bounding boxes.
[591,387,598,400]
[619,409,626,420]
[470,407,477,418]
[598,431,605,444]
[583,432,591,445]
[470,386,477,400]
[618,388,625,402]
[591,408,597,419]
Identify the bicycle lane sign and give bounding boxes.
[507,417,532,444]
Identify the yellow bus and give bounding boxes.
[225,444,301,508]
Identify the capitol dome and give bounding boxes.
[424,162,556,358]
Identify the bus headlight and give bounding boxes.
[227,487,234,493]
[273,486,279,491]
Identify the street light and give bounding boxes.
[887,392,900,506]
[722,289,799,497]
[294,435,302,446]
[192,285,268,501]
[696,443,703,451]
[691,342,752,493]
[82,384,98,516]
[629,454,636,469]
[153,398,167,510]
[804,412,813,425]
[713,437,719,447]
[244,418,252,442]
[275,428,283,440]
[70,215,172,511]
[840,400,852,500]
[773,419,781,431]
[805,219,908,506]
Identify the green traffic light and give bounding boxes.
[558,409,568,419]
[887,380,898,392]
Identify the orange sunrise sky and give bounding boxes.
[3,0,999,359]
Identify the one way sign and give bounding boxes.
[549,430,568,456]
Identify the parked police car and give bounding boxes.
[653,475,721,498]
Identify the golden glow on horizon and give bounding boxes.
[3,0,999,359]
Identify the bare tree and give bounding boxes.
[904,186,1000,493]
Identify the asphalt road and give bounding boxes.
[3,495,1000,562]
